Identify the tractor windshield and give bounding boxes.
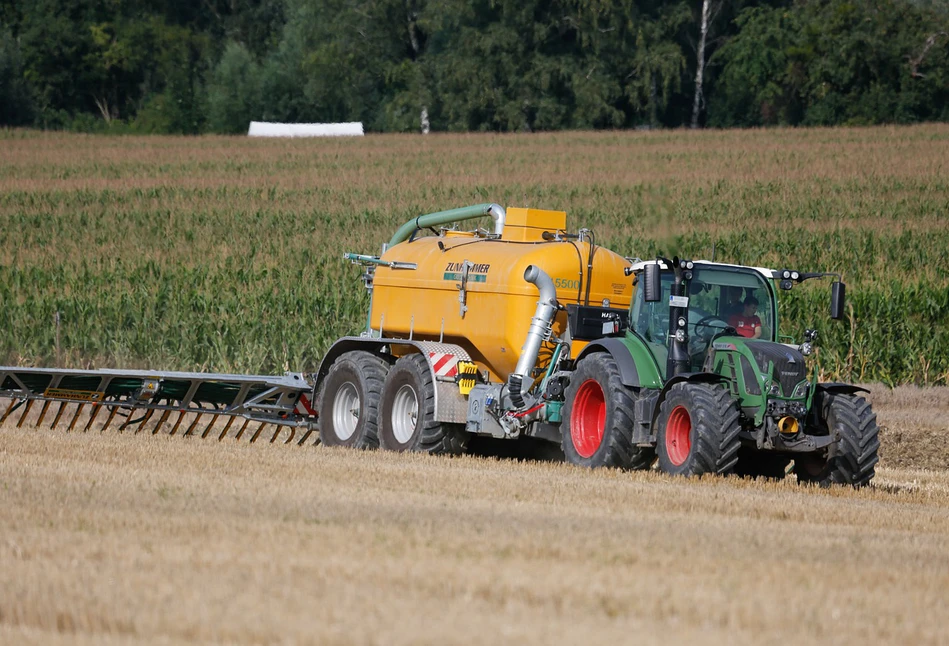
[631,265,776,371]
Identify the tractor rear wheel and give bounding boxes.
[561,353,655,469]
[795,393,879,487]
[318,351,388,449]
[656,382,741,477]
[379,353,468,455]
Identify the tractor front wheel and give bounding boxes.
[561,353,654,470]
[656,382,741,477]
[795,393,879,487]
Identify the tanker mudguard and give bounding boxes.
[574,338,640,387]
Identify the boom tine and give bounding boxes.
[134,409,155,434]
[16,399,35,428]
[118,408,138,432]
[152,409,171,435]
[0,398,19,425]
[201,414,220,439]
[234,418,251,441]
[83,404,103,432]
[249,422,267,443]
[283,426,296,445]
[35,401,52,427]
[270,425,283,443]
[169,411,187,436]
[297,428,316,446]
[50,402,67,429]
[101,404,120,431]
[184,413,203,437]
[218,416,236,441]
[67,404,85,432]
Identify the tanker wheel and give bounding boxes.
[318,351,388,449]
[795,393,879,487]
[378,353,468,455]
[561,353,654,469]
[656,382,741,477]
[733,446,791,480]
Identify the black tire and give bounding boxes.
[656,382,741,477]
[733,446,791,480]
[561,353,655,469]
[378,353,468,454]
[318,351,388,449]
[795,394,879,487]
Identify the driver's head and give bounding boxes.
[725,286,743,304]
[743,296,759,315]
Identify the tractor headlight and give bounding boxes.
[769,382,781,396]
[677,317,687,328]
[791,271,800,281]
[792,382,809,399]
[674,329,687,343]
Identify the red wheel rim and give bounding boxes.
[665,405,692,466]
[570,379,606,458]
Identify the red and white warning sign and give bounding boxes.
[428,352,459,377]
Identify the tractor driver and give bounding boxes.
[728,296,762,339]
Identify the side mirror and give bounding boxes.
[643,263,661,302]
[830,281,846,320]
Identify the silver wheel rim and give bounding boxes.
[332,382,360,441]
[391,384,418,444]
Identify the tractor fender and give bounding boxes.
[314,336,471,424]
[574,338,641,387]
[650,372,729,430]
[815,382,870,396]
[811,382,872,420]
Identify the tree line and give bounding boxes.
[1,0,947,133]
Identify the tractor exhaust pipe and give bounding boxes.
[508,265,558,409]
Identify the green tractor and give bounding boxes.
[560,257,879,486]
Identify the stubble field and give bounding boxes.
[2,383,949,644]
[1,125,949,643]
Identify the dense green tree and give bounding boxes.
[0,0,946,131]
[710,0,949,126]
[206,40,262,133]
[0,25,33,124]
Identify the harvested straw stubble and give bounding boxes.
[1,420,949,645]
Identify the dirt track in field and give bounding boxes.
[1,385,948,644]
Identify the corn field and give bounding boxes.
[1,125,947,383]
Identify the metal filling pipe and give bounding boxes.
[387,203,506,248]
[508,265,558,409]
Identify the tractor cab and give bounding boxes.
[630,261,778,374]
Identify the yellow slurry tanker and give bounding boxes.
[319,204,634,454]
[0,203,879,486]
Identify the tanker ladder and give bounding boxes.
[0,367,319,446]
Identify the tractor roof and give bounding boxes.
[627,258,777,281]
